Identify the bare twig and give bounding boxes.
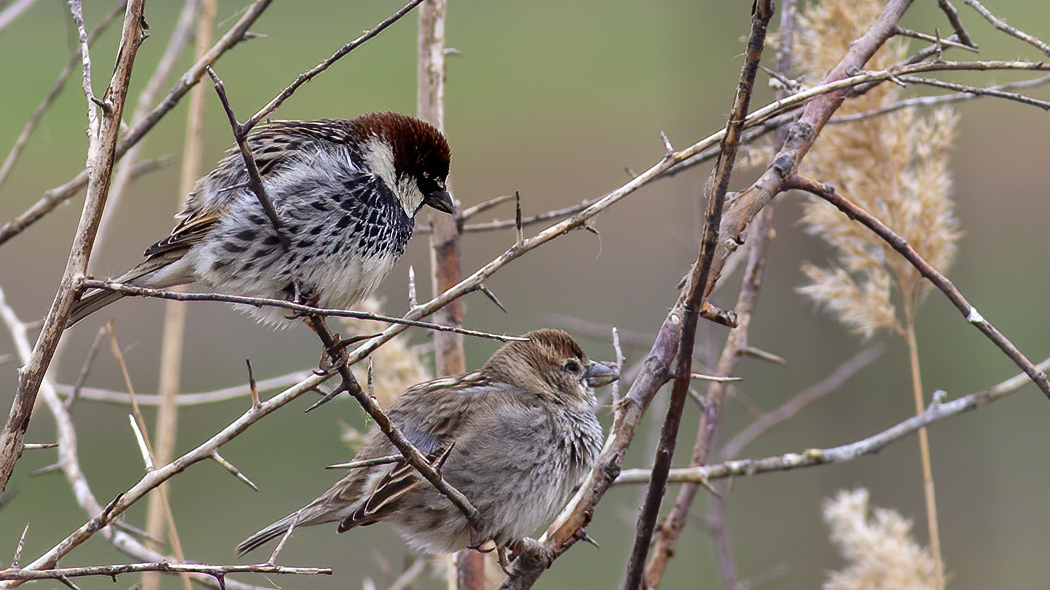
[786,175,1050,398]
[0,289,275,590]
[206,65,289,246]
[67,324,107,409]
[893,26,976,52]
[457,194,515,221]
[0,0,272,248]
[614,356,1050,485]
[961,0,1050,57]
[895,74,1050,110]
[829,74,1050,123]
[242,0,426,133]
[720,344,886,460]
[54,369,314,407]
[0,0,41,31]
[77,279,523,343]
[95,0,197,259]
[386,558,427,590]
[416,198,602,234]
[0,1,127,193]
[0,563,331,582]
[935,0,977,47]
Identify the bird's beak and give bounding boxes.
[424,190,454,214]
[584,361,619,388]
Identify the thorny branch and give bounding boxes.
[77,279,523,343]
[622,3,774,589]
[0,0,127,193]
[0,0,148,495]
[242,0,427,134]
[614,355,1050,486]
[0,290,288,590]
[786,175,1050,398]
[0,563,330,584]
[2,0,1050,587]
[0,0,273,248]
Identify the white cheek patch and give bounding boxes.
[397,177,424,216]
[362,137,397,187]
[362,137,424,217]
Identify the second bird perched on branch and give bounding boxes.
[236,329,618,568]
[69,112,453,328]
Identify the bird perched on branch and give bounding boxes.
[236,329,617,564]
[69,112,453,328]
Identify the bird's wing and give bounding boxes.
[143,120,353,258]
[337,374,511,532]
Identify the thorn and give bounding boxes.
[211,451,259,492]
[690,373,742,383]
[55,575,81,590]
[23,442,59,450]
[741,345,787,365]
[129,414,154,471]
[476,284,507,313]
[624,167,637,178]
[90,95,110,114]
[434,442,456,472]
[514,191,524,245]
[583,222,599,236]
[332,333,382,351]
[443,47,462,56]
[697,475,721,498]
[578,529,600,549]
[326,454,402,470]
[246,359,260,409]
[408,266,418,308]
[99,492,124,521]
[29,463,63,477]
[11,523,28,567]
[304,386,347,413]
[69,324,108,410]
[660,131,674,157]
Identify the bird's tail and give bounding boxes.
[236,512,302,557]
[66,253,191,328]
[67,290,127,328]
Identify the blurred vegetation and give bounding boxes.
[1,1,1049,589]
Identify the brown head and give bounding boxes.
[348,112,453,216]
[482,329,618,405]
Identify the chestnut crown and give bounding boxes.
[350,112,452,214]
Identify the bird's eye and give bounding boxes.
[564,359,581,373]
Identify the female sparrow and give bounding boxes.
[236,329,617,562]
[69,112,453,328]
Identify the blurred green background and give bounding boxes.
[1,1,1049,588]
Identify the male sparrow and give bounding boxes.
[69,112,453,327]
[236,329,617,561]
